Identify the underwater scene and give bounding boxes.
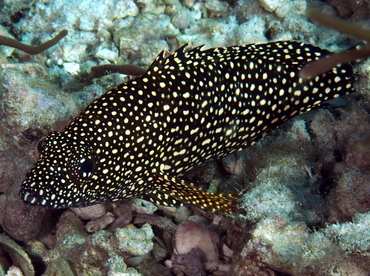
[0,0,370,275]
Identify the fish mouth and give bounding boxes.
[19,188,58,208]
[19,183,105,209]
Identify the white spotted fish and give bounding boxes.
[20,41,354,213]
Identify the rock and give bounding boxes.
[85,212,115,233]
[71,204,107,220]
[114,224,154,256]
[0,234,34,276]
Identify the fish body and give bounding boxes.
[20,41,354,213]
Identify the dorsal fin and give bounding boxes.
[145,44,190,73]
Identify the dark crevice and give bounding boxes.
[10,9,27,23]
[22,128,45,143]
[318,165,337,197]
[333,149,343,162]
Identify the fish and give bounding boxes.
[19,41,355,213]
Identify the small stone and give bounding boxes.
[259,0,281,12]
[63,62,80,75]
[85,212,115,233]
[175,220,220,262]
[131,198,158,214]
[62,43,87,62]
[5,266,24,276]
[112,0,139,19]
[71,204,107,220]
[259,0,292,18]
[138,0,166,15]
[95,48,119,62]
[0,234,34,276]
[205,0,230,16]
[43,259,74,276]
[55,211,87,245]
[106,256,141,276]
[114,224,154,256]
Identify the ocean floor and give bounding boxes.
[1,0,370,275]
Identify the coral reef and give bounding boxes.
[0,0,370,275]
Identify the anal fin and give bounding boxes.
[147,174,239,214]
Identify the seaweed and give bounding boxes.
[299,9,370,80]
[0,29,146,80]
[0,29,68,55]
[86,64,146,83]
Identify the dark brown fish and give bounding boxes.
[20,41,354,213]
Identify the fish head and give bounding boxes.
[20,131,109,208]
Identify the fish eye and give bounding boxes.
[37,137,46,153]
[79,157,95,177]
[67,155,96,185]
